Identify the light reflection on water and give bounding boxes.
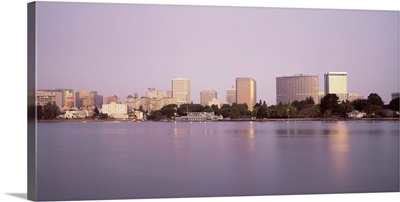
[36,121,399,201]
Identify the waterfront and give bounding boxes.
[37,121,399,201]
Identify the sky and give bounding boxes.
[36,2,399,105]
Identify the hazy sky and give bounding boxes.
[36,2,399,105]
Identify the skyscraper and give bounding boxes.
[172,77,191,104]
[75,90,90,108]
[56,88,74,108]
[236,77,256,109]
[226,86,236,105]
[276,74,319,104]
[324,72,348,102]
[200,90,217,106]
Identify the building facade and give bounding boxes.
[208,98,221,108]
[324,72,348,102]
[200,90,217,106]
[347,93,364,102]
[101,102,128,119]
[104,95,120,104]
[76,90,103,108]
[172,77,191,104]
[226,87,236,105]
[276,74,319,105]
[75,90,90,108]
[146,88,170,99]
[57,88,74,108]
[36,90,63,109]
[236,77,256,109]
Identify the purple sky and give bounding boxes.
[36,2,399,105]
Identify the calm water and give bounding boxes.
[37,121,399,201]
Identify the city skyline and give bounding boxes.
[36,2,399,105]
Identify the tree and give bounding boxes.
[148,110,162,121]
[229,107,241,119]
[256,106,267,119]
[262,101,267,107]
[366,93,384,116]
[220,104,231,118]
[211,104,221,116]
[320,94,339,118]
[367,93,384,106]
[203,105,214,113]
[297,104,321,118]
[160,104,178,119]
[291,100,301,110]
[305,96,315,105]
[99,113,108,119]
[336,101,354,117]
[36,105,43,120]
[41,102,61,120]
[179,104,204,115]
[380,109,394,118]
[93,107,100,116]
[388,98,399,111]
[351,99,368,111]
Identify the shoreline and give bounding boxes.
[36,117,400,123]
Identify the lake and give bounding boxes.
[36,121,399,201]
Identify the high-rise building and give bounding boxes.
[76,90,103,108]
[226,86,236,105]
[276,74,319,104]
[236,77,256,109]
[75,90,90,108]
[172,77,191,104]
[324,72,348,102]
[200,90,217,106]
[56,88,74,108]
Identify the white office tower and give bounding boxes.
[172,77,191,104]
[324,72,348,102]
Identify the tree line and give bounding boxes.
[148,93,399,121]
[36,93,399,120]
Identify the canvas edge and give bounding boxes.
[27,1,37,201]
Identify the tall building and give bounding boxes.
[172,77,191,104]
[324,72,348,102]
[200,90,217,106]
[226,86,236,105]
[75,90,90,108]
[76,90,103,108]
[56,88,74,108]
[276,74,319,104]
[236,77,256,109]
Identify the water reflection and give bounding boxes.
[328,121,350,186]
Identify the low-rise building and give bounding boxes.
[62,110,78,119]
[175,112,221,121]
[36,90,63,109]
[208,98,221,108]
[102,102,128,119]
[347,110,366,118]
[348,93,364,102]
